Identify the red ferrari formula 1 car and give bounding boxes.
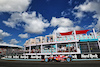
[47,55,70,62]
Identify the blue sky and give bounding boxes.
[0,0,100,46]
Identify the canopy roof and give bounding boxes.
[0,43,23,48]
[60,31,73,36]
[76,30,89,34]
[59,29,90,36]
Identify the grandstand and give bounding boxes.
[0,43,23,58]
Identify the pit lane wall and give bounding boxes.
[2,53,100,59]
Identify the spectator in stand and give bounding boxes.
[38,49,41,53]
[57,47,60,52]
[32,49,35,53]
[61,46,65,52]
[64,46,66,52]
[66,47,69,52]
[74,47,77,52]
[35,49,37,53]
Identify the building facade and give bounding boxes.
[23,29,100,59]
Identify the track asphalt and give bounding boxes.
[0,59,100,67]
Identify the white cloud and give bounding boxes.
[3,12,50,34]
[74,26,81,30]
[87,22,95,28]
[0,41,7,44]
[95,16,100,31]
[0,0,31,12]
[51,17,73,27]
[68,0,72,5]
[50,17,81,34]
[22,12,50,33]
[0,29,11,38]
[10,39,20,44]
[18,33,29,38]
[3,12,22,28]
[72,11,85,19]
[74,0,100,31]
[0,29,11,44]
[74,1,100,14]
[53,26,81,33]
[61,11,68,17]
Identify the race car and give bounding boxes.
[46,55,71,62]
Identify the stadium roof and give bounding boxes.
[0,43,23,48]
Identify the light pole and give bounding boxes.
[36,38,38,59]
[50,45,53,61]
[51,45,52,57]
[36,42,37,59]
[87,42,91,58]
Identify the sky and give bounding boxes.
[0,0,100,46]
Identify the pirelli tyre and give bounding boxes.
[48,59,52,62]
[67,55,72,62]
[67,58,71,62]
[45,58,48,62]
[51,59,56,62]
